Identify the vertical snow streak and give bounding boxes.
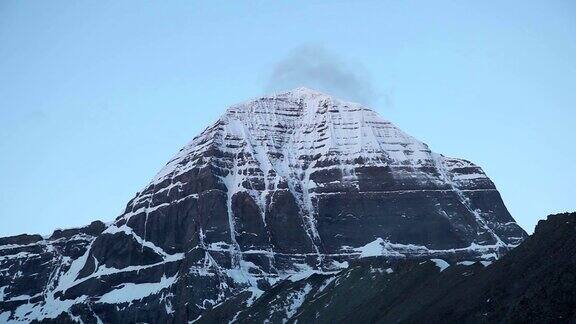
[432,153,505,248]
[223,158,242,268]
[289,98,323,257]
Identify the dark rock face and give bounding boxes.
[200,212,576,323]
[0,88,527,323]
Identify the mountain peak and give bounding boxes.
[285,86,325,94]
[232,87,361,116]
[281,86,331,98]
[155,88,430,186]
[0,89,528,323]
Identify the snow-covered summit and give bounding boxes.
[273,86,331,99]
[152,87,434,186]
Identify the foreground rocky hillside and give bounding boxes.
[198,212,575,323]
[0,88,528,323]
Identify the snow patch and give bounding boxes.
[285,284,312,321]
[457,261,476,266]
[430,259,450,272]
[97,274,177,304]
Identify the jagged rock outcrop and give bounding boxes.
[0,88,527,323]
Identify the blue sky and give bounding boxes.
[0,1,575,236]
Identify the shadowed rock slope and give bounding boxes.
[200,212,574,323]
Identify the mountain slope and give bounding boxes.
[0,88,526,323]
[209,212,573,323]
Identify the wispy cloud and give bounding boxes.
[265,44,377,105]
